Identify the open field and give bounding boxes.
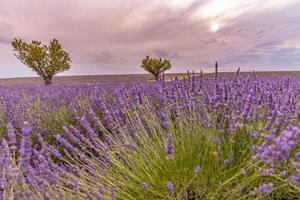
[0,70,300,199]
[1,71,300,85]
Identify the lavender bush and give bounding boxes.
[0,69,300,199]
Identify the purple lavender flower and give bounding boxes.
[294,151,300,161]
[288,170,300,185]
[224,159,230,166]
[280,170,287,177]
[165,134,174,160]
[79,115,98,139]
[259,168,274,176]
[95,187,104,200]
[249,132,259,139]
[19,122,33,170]
[237,184,243,194]
[167,181,174,195]
[73,179,79,194]
[110,187,115,200]
[253,126,300,167]
[142,182,149,190]
[63,126,80,144]
[6,122,16,147]
[194,165,201,174]
[253,183,274,194]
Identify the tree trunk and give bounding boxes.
[154,74,159,81]
[44,77,52,85]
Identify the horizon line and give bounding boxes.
[1,69,300,80]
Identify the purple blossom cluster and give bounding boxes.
[252,183,274,194]
[253,126,300,167]
[252,126,300,187]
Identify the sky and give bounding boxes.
[0,0,300,78]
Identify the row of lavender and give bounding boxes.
[0,70,300,199]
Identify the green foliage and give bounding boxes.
[11,38,71,85]
[96,112,254,199]
[46,102,299,199]
[141,56,171,81]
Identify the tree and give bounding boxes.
[11,38,71,85]
[141,56,171,81]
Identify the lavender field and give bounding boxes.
[2,0,300,199]
[0,70,299,199]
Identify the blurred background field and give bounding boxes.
[1,71,300,85]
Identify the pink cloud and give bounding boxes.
[0,0,300,77]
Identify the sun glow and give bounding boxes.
[210,22,221,32]
[191,0,251,33]
[192,0,298,33]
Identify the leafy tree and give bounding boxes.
[11,38,71,85]
[141,56,171,81]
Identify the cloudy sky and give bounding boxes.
[0,0,300,78]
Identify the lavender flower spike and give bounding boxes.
[167,181,174,195]
[166,134,174,160]
[142,182,149,190]
[253,183,274,194]
[194,165,201,174]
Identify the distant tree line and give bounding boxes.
[11,38,172,85]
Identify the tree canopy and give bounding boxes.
[141,56,171,81]
[11,38,71,85]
